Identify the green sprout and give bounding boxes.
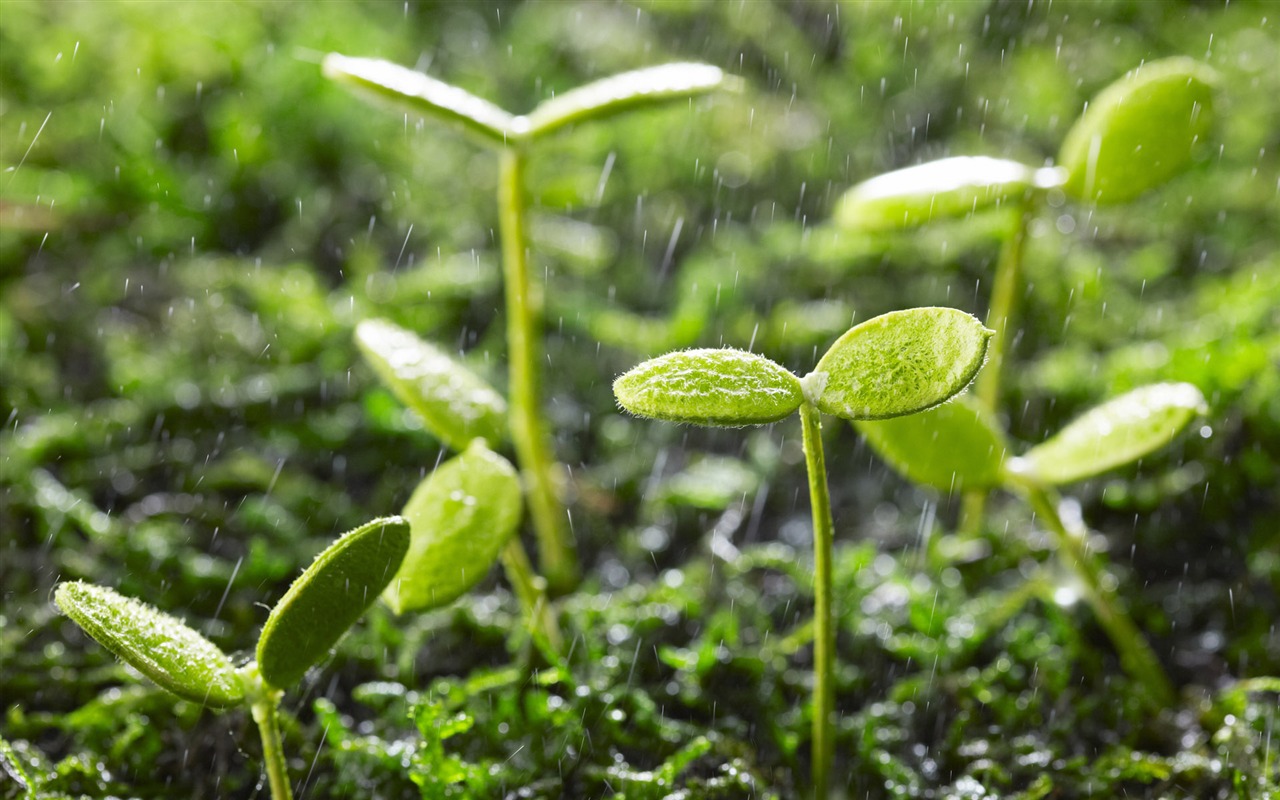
[833,57,1218,531]
[54,517,410,800]
[614,307,992,797]
[325,55,739,595]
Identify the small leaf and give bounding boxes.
[809,307,992,421]
[54,581,243,709]
[1015,382,1207,486]
[384,441,523,614]
[1059,57,1218,205]
[257,516,410,689]
[833,156,1061,232]
[855,396,1011,491]
[524,63,737,140]
[323,54,517,147]
[613,349,803,426]
[356,318,507,451]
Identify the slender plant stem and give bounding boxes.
[249,694,293,800]
[961,207,1029,534]
[500,537,564,660]
[497,147,579,595]
[799,402,834,799]
[1024,485,1175,709]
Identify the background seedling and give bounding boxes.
[615,306,991,797]
[54,517,410,800]
[325,55,738,595]
[834,57,1218,531]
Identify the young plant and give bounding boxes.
[833,57,1218,529]
[613,307,992,797]
[857,382,1207,707]
[54,516,410,800]
[325,55,739,594]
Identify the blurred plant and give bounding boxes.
[323,55,739,595]
[54,517,410,800]
[614,306,991,797]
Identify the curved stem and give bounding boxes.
[1024,485,1175,709]
[249,691,293,800]
[799,402,834,798]
[498,147,579,595]
[500,537,564,661]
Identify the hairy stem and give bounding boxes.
[800,402,834,798]
[500,537,564,660]
[1025,486,1175,709]
[249,691,293,800]
[498,147,579,594]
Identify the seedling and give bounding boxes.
[834,57,1218,529]
[858,382,1207,707]
[614,306,992,797]
[325,55,739,594]
[54,516,410,800]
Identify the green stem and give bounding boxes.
[500,537,564,661]
[961,207,1029,534]
[799,402,834,799]
[1024,485,1175,709]
[249,691,293,800]
[497,147,579,595]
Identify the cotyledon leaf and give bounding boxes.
[833,156,1064,232]
[614,348,804,427]
[323,54,517,147]
[54,581,244,709]
[384,440,522,614]
[523,62,739,140]
[257,516,410,690]
[855,395,1011,492]
[355,318,507,451]
[1059,57,1218,205]
[1013,382,1207,486]
[808,308,992,421]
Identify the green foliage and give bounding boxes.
[385,440,523,614]
[53,582,244,709]
[257,516,410,689]
[1059,57,1218,204]
[810,307,993,420]
[614,348,804,426]
[354,318,507,452]
[855,396,1011,491]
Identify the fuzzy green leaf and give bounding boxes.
[355,318,507,451]
[54,581,243,709]
[1059,57,1217,205]
[855,395,1011,491]
[385,440,523,614]
[323,54,517,147]
[614,349,803,426]
[524,63,736,140]
[809,308,992,421]
[1015,382,1207,486]
[833,156,1062,232]
[257,516,410,689]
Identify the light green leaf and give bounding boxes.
[524,63,737,140]
[855,396,1011,491]
[257,516,410,689]
[809,307,992,421]
[54,581,243,709]
[833,156,1061,232]
[613,349,803,427]
[355,318,507,451]
[1059,57,1218,205]
[323,54,517,147]
[385,440,522,614]
[1015,382,1207,486]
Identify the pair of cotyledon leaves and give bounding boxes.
[614,307,994,426]
[835,57,1218,229]
[857,382,1207,492]
[55,516,410,708]
[322,54,739,149]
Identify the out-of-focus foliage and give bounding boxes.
[2,1,1277,797]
